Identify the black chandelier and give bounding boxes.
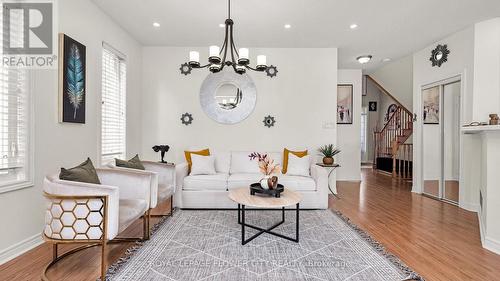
[180,0,277,77]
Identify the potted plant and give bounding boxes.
[249,152,280,190]
[318,144,340,165]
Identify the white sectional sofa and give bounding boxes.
[175,151,329,209]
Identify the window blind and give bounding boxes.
[0,9,30,188]
[101,45,126,164]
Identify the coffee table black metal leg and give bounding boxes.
[238,204,241,224]
[241,204,245,245]
[296,203,300,242]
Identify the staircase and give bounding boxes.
[368,75,413,180]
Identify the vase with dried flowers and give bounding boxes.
[248,152,281,190]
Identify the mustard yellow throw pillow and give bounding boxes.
[184,149,210,173]
[282,148,308,174]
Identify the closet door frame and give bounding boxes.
[420,75,463,205]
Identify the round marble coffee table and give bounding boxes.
[228,187,302,245]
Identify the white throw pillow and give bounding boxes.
[190,154,217,175]
[286,154,310,177]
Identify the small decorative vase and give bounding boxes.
[323,157,334,165]
[260,176,278,190]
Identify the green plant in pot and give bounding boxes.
[318,144,340,165]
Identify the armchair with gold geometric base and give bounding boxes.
[41,168,155,281]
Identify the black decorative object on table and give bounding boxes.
[152,145,170,163]
[250,183,284,198]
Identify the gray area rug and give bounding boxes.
[105,210,423,281]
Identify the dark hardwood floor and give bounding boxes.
[1,169,499,280]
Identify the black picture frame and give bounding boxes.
[369,101,377,112]
[337,84,353,124]
[59,33,86,123]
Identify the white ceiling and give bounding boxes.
[92,0,500,70]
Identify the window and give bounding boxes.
[101,44,126,164]
[0,11,31,191]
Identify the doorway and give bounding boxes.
[421,78,461,204]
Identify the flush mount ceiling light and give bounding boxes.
[357,55,372,64]
[349,24,358,29]
[382,58,391,62]
[153,22,160,27]
[182,0,276,76]
[284,24,291,29]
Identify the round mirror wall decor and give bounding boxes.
[200,69,257,124]
[430,44,450,67]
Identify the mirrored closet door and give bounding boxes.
[422,79,461,205]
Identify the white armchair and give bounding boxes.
[108,161,176,217]
[42,168,154,281]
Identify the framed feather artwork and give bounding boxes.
[59,34,86,123]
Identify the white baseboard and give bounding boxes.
[0,233,43,265]
[484,237,500,255]
[460,202,479,212]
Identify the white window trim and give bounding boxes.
[0,71,34,194]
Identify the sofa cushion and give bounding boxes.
[184,173,228,191]
[212,150,231,174]
[230,151,261,174]
[227,173,263,190]
[279,175,316,191]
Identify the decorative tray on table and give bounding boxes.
[249,183,284,198]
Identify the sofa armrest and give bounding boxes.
[310,164,328,194]
[104,165,159,209]
[175,162,189,191]
[142,161,176,193]
[43,176,120,240]
[96,168,152,208]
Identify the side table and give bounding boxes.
[316,163,340,198]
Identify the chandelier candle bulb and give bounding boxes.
[239,48,249,59]
[189,51,200,66]
[209,46,221,64]
[238,48,250,65]
[256,55,267,71]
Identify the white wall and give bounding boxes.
[337,70,362,181]
[140,47,338,165]
[0,0,143,261]
[369,55,413,109]
[412,27,476,210]
[473,18,500,121]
